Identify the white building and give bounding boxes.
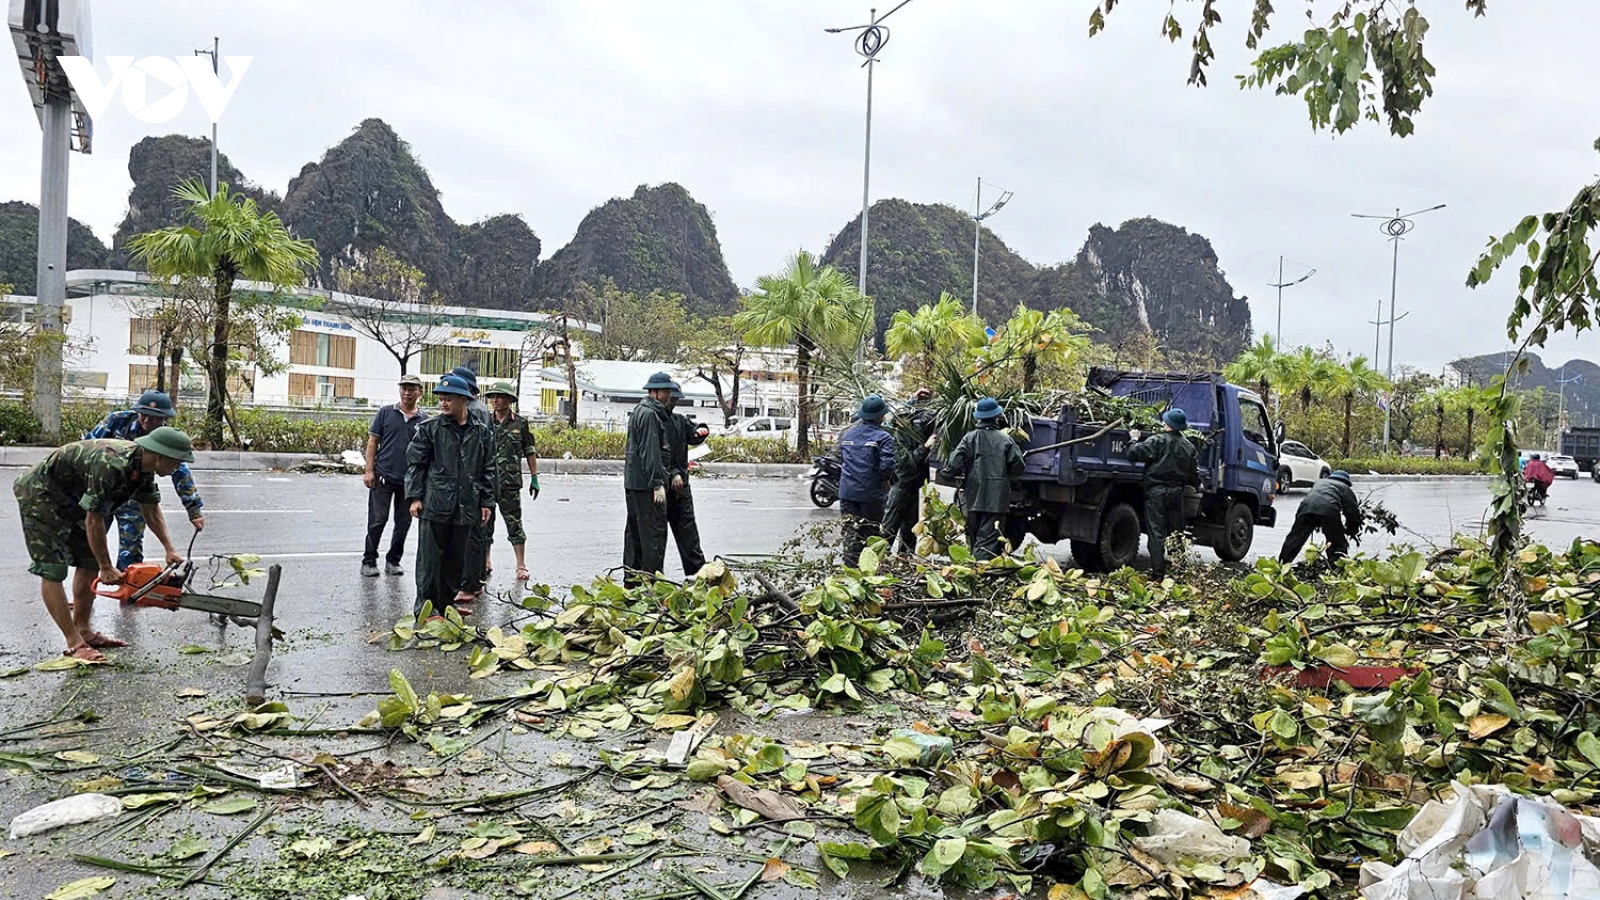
[8,269,596,415]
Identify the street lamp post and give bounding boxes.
[1557,364,1583,432]
[1268,256,1315,349]
[1352,204,1445,454]
[828,0,916,361]
[970,177,1013,318]
[194,37,220,196]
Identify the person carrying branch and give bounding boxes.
[83,390,205,569]
[943,397,1025,561]
[1128,408,1200,579]
[622,372,676,584]
[407,374,495,618]
[14,428,195,662]
[482,381,540,581]
[883,388,937,555]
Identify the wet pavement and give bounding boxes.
[0,469,1593,898]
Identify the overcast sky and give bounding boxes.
[3,1,1597,373]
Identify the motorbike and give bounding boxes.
[807,453,841,508]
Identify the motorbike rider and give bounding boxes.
[1523,453,1555,502]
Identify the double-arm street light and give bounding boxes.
[1268,256,1315,349]
[971,177,1014,317]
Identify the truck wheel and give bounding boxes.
[1214,502,1255,562]
[1069,540,1104,571]
[1098,503,1143,570]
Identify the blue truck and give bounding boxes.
[936,368,1282,571]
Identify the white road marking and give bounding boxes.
[163,508,315,514]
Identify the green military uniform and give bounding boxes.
[622,394,672,583]
[943,410,1025,561]
[488,408,538,547]
[883,406,936,553]
[1278,473,1362,564]
[13,440,161,582]
[664,406,709,577]
[406,386,495,616]
[1127,417,1199,577]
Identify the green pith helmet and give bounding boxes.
[485,380,517,400]
[134,425,195,462]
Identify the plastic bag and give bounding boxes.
[1132,808,1251,865]
[8,793,123,838]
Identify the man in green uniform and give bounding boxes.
[622,372,675,585]
[451,366,494,600]
[1127,408,1200,579]
[883,388,936,555]
[1278,470,1362,565]
[407,374,495,618]
[484,381,541,581]
[14,427,195,662]
[942,397,1025,561]
[664,387,710,577]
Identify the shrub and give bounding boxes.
[1330,456,1488,476]
[0,403,39,445]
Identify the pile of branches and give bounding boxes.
[377,535,1600,898]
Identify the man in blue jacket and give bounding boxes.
[83,390,205,568]
[837,395,895,568]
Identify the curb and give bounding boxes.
[1348,474,1490,483]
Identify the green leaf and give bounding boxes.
[177,644,211,655]
[1313,643,1359,667]
[1269,709,1298,739]
[201,795,259,815]
[919,835,967,877]
[168,837,210,860]
[853,792,902,845]
[45,877,115,900]
[1352,693,1406,744]
[1577,732,1600,769]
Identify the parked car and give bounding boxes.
[1276,440,1331,489]
[718,415,799,449]
[1548,454,1581,479]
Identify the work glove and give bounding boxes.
[671,473,685,492]
[653,485,666,507]
[529,475,540,499]
[1128,429,1143,442]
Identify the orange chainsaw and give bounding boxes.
[93,558,263,619]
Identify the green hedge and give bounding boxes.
[0,402,815,464]
[1329,456,1489,476]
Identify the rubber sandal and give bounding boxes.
[64,643,108,663]
[85,632,128,649]
[515,566,530,581]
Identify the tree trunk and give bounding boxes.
[795,339,812,456]
[169,346,183,406]
[155,329,169,393]
[1342,393,1354,457]
[1465,407,1475,457]
[206,265,236,448]
[1022,355,1037,393]
[1435,404,1445,459]
[1301,387,1312,416]
[728,348,743,426]
[562,324,578,429]
[1259,379,1271,410]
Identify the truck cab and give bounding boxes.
[940,369,1280,571]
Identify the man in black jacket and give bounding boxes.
[664,387,710,577]
[1278,470,1363,564]
[623,373,676,584]
[406,374,495,618]
[943,397,1025,561]
[883,389,936,554]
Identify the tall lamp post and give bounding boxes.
[1557,364,1583,433]
[827,0,916,361]
[194,37,220,196]
[1352,204,1445,454]
[970,177,1013,318]
[1268,256,1315,349]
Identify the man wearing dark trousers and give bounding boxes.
[1278,470,1362,565]
[622,373,676,585]
[1128,408,1200,579]
[363,374,426,577]
[943,397,1025,561]
[665,387,710,577]
[449,366,494,601]
[838,395,895,568]
[883,389,936,554]
[407,374,495,618]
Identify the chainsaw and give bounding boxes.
[92,532,264,619]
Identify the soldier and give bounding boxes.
[883,388,937,554]
[15,427,195,662]
[837,395,895,567]
[1278,470,1362,565]
[449,366,494,599]
[622,372,675,584]
[484,380,541,581]
[664,387,710,577]
[83,390,205,569]
[1127,408,1200,579]
[406,374,495,618]
[943,397,1025,561]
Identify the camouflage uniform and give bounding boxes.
[488,411,537,546]
[14,439,161,582]
[84,411,203,568]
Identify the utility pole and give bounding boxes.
[828,0,916,362]
[1557,363,1583,432]
[194,37,219,196]
[1352,204,1446,454]
[970,177,1013,318]
[1267,256,1315,349]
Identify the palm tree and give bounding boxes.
[129,179,318,446]
[983,304,1092,393]
[1281,346,1338,416]
[733,251,870,454]
[1224,335,1291,410]
[1324,356,1388,457]
[885,292,984,383]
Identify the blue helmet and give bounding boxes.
[1162,408,1188,431]
[1328,470,1352,484]
[973,397,1003,421]
[858,394,888,422]
[643,371,680,392]
[449,366,480,394]
[133,389,176,419]
[435,374,475,398]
